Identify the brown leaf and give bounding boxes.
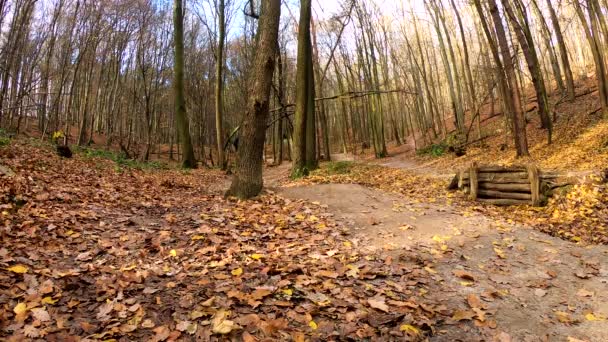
[467,294,484,309]
[453,270,476,281]
[151,325,171,342]
[576,289,594,297]
[212,309,239,335]
[315,270,339,278]
[23,325,40,338]
[30,307,50,322]
[452,310,476,321]
[242,331,258,342]
[367,297,389,313]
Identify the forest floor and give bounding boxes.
[2,137,607,341]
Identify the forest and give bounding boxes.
[1,0,608,340]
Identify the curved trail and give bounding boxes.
[266,159,608,341]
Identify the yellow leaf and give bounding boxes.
[493,248,506,259]
[7,265,28,274]
[585,313,604,321]
[231,268,243,276]
[424,266,437,274]
[308,320,318,330]
[250,254,263,260]
[41,297,57,305]
[399,324,420,335]
[343,241,352,248]
[459,281,474,287]
[121,264,137,272]
[191,235,205,241]
[282,289,293,296]
[169,249,177,257]
[13,302,27,315]
[308,215,319,222]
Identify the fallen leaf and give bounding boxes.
[13,302,27,315]
[452,310,476,321]
[585,313,605,321]
[368,297,389,313]
[176,320,198,334]
[31,307,50,322]
[231,268,243,276]
[534,289,547,297]
[308,320,318,330]
[399,324,420,335]
[556,311,573,323]
[212,309,239,334]
[493,248,506,259]
[41,296,58,305]
[7,264,28,274]
[576,289,594,297]
[453,270,475,281]
[250,254,264,260]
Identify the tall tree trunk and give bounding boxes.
[173,0,196,168]
[292,0,316,176]
[226,0,281,198]
[503,0,552,143]
[215,0,226,169]
[546,0,576,101]
[475,0,529,157]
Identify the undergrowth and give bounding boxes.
[416,143,447,157]
[0,129,11,146]
[75,146,167,170]
[324,161,353,175]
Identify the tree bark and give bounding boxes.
[545,0,575,101]
[226,0,281,198]
[173,0,197,168]
[215,0,226,169]
[292,0,316,176]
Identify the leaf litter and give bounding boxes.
[0,140,472,340]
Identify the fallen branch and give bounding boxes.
[269,89,417,113]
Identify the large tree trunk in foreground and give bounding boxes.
[226,0,281,199]
[173,0,196,168]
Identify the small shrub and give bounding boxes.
[0,129,10,146]
[290,167,310,179]
[416,143,447,157]
[0,137,10,147]
[325,161,353,175]
[78,147,167,170]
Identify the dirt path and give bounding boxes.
[275,181,608,341]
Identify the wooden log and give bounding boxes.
[479,182,531,192]
[470,162,479,200]
[460,176,530,185]
[458,169,465,189]
[478,189,532,200]
[478,198,531,206]
[477,166,526,173]
[460,172,530,181]
[527,164,540,206]
[448,174,459,190]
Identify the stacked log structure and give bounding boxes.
[448,163,565,206]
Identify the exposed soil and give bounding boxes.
[274,174,608,341]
